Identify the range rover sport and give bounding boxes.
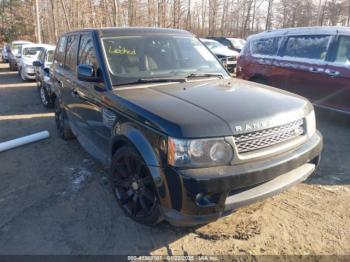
[51,28,323,226]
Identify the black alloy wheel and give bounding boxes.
[111,146,161,225]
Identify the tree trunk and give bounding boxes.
[265,0,273,30]
[60,0,71,31]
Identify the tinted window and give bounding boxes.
[55,36,67,64]
[102,35,227,85]
[251,37,281,56]
[78,34,97,67]
[284,35,330,60]
[47,50,54,63]
[38,49,45,63]
[65,35,79,70]
[334,36,350,65]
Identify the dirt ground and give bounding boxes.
[0,62,349,256]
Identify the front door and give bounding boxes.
[72,33,110,163]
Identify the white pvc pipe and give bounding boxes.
[0,131,50,153]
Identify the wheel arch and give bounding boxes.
[109,125,161,168]
[109,123,169,206]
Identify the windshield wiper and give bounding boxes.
[185,73,224,79]
[135,77,187,84]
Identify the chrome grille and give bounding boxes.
[234,119,304,153]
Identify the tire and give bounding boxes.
[39,85,53,108]
[111,146,162,226]
[54,98,75,140]
[19,68,27,81]
[37,78,42,89]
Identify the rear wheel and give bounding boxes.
[54,98,75,140]
[39,85,53,108]
[111,146,162,225]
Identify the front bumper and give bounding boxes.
[161,131,323,226]
[23,66,36,79]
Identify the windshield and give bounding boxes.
[23,47,43,58]
[102,35,228,85]
[11,43,23,54]
[202,40,225,50]
[47,50,54,63]
[229,38,245,48]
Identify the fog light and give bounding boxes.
[195,193,220,207]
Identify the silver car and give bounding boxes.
[17,44,52,81]
[8,40,33,71]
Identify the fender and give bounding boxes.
[109,123,160,167]
[109,122,170,208]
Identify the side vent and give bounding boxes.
[102,107,117,128]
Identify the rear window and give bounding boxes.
[250,37,281,56]
[334,36,350,65]
[284,35,331,60]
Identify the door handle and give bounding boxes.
[309,67,324,73]
[325,69,340,77]
[71,89,80,98]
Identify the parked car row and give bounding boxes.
[237,26,350,114]
[200,37,246,73]
[2,40,56,107]
[1,44,10,62]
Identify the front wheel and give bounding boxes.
[19,68,27,81]
[111,146,162,225]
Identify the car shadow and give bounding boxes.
[305,108,350,186]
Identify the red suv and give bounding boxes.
[237,27,350,114]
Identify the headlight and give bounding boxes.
[167,137,233,168]
[306,110,316,137]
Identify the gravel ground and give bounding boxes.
[0,63,349,255]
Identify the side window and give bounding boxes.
[65,35,80,71]
[38,49,45,63]
[55,36,67,65]
[78,34,98,68]
[284,35,331,60]
[334,36,350,65]
[251,37,281,56]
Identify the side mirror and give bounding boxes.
[43,68,50,75]
[16,54,22,58]
[77,64,102,82]
[33,60,43,67]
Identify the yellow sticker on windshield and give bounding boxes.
[108,46,136,56]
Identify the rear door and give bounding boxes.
[52,35,68,104]
[60,34,81,132]
[281,34,334,101]
[248,36,287,88]
[320,35,350,113]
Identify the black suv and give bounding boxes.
[51,28,323,226]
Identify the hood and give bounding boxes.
[21,56,38,66]
[110,79,311,138]
[212,47,239,57]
